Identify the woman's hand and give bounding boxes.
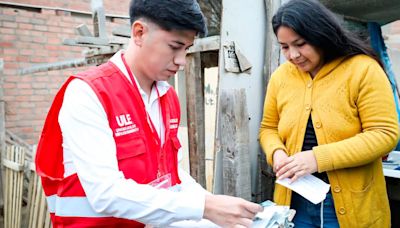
[272,149,289,173]
[275,150,318,183]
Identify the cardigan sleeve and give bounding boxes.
[313,61,399,172]
[259,75,288,166]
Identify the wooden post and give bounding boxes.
[0,58,5,210]
[184,53,206,187]
[219,89,252,200]
[215,0,267,201]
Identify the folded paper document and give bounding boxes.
[276,174,330,204]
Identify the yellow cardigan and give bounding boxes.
[259,54,398,228]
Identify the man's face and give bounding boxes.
[138,24,196,82]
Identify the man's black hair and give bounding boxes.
[129,0,207,37]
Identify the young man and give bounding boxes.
[35,0,262,227]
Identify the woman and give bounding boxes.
[259,0,399,227]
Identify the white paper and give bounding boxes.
[276,174,330,204]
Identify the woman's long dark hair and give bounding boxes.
[272,0,381,65]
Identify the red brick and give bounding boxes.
[30,18,46,25]
[30,95,45,101]
[29,43,44,50]
[3,8,18,16]
[34,25,48,31]
[5,75,20,82]
[3,21,17,28]
[47,37,61,44]
[41,9,56,16]
[20,36,33,42]
[16,29,31,36]
[17,83,31,89]
[15,16,29,23]
[48,26,62,33]
[0,42,14,48]
[19,10,34,17]
[16,56,30,62]
[20,49,34,55]
[3,83,16,89]
[19,23,33,30]
[20,89,34,95]
[32,36,47,44]
[45,32,58,38]
[3,69,17,74]
[0,14,16,22]
[4,48,18,55]
[30,57,47,63]
[4,62,18,68]
[34,89,50,95]
[35,49,49,57]
[45,45,60,51]
[30,30,44,37]
[32,82,46,89]
[0,27,15,34]
[47,19,59,26]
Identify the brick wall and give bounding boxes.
[0,1,130,145]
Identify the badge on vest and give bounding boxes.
[169,118,179,130]
[115,114,139,137]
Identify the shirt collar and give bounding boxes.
[110,50,171,97]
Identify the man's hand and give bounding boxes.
[203,194,263,228]
[275,150,318,183]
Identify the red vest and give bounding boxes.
[35,61,182,227]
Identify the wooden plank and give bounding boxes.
[3,145,25,228]
[27,171,36,228]
[0,58,4,210]
[19,58,88,75]
[112,25,131,38]
[187,35,220,54]
[219,89,252,200]
[63,38,109,47]
[75,24,93,37]
[4,146,10,228]
[184,53,206,187]
[76,36,109,45]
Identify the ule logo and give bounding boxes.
[116,114,133,127]
[115,114,139,137]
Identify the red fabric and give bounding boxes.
[35,61,182,227]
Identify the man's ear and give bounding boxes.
[131,21,147,47]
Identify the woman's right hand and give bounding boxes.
[272,149,289,173]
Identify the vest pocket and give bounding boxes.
[116,136,147,160]
[116,136,149,183]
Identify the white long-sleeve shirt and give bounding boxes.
[58,51,209,227]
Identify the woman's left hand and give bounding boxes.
[275,150,318,183]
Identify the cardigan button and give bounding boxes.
[333,186,341,193]
[307,81,313,88]
[315,122,322,128]
[305,104,311,111]
[339,207,346,215]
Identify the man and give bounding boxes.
[35,0,262,227]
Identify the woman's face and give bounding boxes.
[277,26,324,77]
